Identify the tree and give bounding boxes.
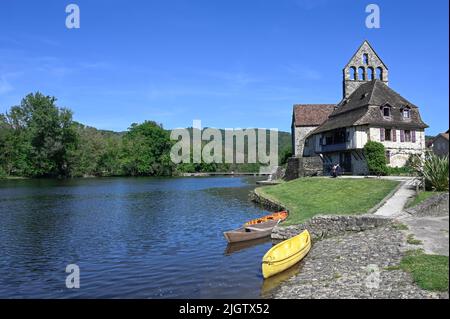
[279,146,293,166]
[70,123,123,177]
[364,141,388,176]
[121,121,173,176]
[3,93,78,177]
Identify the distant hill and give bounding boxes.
[73,122,292,174]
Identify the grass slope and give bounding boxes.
[407,191,444,208]
[400,250,449,292]
[257,177,399,225]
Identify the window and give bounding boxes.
[404,130,411,142]
[402,108,410,119]
[383,106,391,117]
[376,67,383,80]
[349,67,356,80]
[358,67,365,80]
[385,128,392,141]
[385,151,391,164]
[367,67,374,80]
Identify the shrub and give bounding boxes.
[0,166,6,179]
[364,141,388,175]
[279,147,293,166]
[386,166,415,176]
[410,152,449,191]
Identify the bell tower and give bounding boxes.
[343,40,389,98]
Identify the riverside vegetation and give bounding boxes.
[0,93,292,179]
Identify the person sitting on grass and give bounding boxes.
[331,164,337,178]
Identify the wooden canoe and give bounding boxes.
[244,211,288,226]
[223,220,279,243]
[261,230,311,279]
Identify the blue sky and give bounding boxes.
[0,0,448,134]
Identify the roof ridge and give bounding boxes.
[293,103,335,106]
[367,79,381,105]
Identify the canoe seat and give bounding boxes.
[245,226,272,232]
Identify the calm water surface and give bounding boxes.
[0,177,295,298]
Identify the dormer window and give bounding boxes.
[402,107,411,119]
[382,106,391,117]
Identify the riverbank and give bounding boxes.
[268,223,448,299]
[0,172,269,181]
[252,177,449,299]
[251,177,400,225]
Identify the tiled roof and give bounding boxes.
[292,104,335,127]
[311,80,428,134]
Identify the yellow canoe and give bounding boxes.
[261,230,311,279]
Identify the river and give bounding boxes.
[0,176,295,298]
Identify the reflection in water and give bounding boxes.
[224,237,271,255]
[260,261,302,298]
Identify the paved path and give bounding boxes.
[370,178,448,256]
[399,215,449,256]
[374,180,417,218]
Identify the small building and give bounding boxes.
[430,130,449,157]
[291,40,428,175]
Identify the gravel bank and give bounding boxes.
[268,224,449,299]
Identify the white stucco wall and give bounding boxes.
[355,126,369,148]
[368,127,425,167]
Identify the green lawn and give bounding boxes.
[407,191,444,208]
[257,177,399,225]
[399,250,449,292]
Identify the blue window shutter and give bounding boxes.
[380,128,385,141]
[392,129,397,142]
[412,130,416,143]
[400,130,405,142]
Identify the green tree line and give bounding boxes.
[0,93,292,178]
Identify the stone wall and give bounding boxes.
[299,156,323,177]
[268,166,285,181]
[251,187,393,242]
[284,156,324,181]
[284,157,299,181]
[271,214,392,241]
[293,126,317,156]
[405,192,449,217]
[343,41,389,98]
[432,135,449,157]
[249,189,287,212]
